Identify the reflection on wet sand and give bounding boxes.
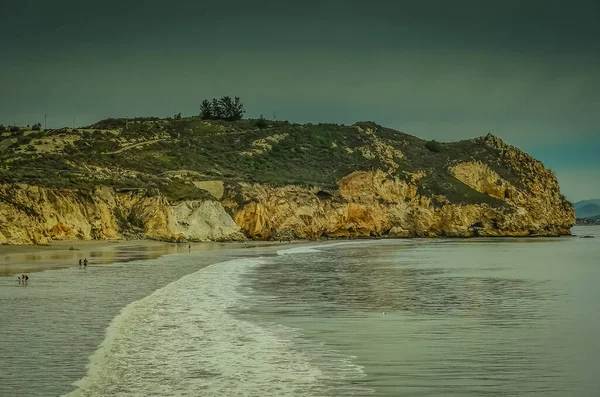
[0,239,295,277]
[253,240,559,322]
[0,241,175,277]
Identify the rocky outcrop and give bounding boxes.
[230,134,575,240]
[0,184,243,245]
[172,201,244,241]
[0,133,574,244]
[231,167,572,240]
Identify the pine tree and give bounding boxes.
[199,99,212,119]
[231,96,245,121]
[211,98,223,120]
[200,96,245,121]
[219,96,234,120]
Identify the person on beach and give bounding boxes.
[83,258,88,267]
[79,259,82,266]
[188,245,191,253]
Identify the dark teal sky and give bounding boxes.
[1,0,598,200]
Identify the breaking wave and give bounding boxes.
[65,256,369,396]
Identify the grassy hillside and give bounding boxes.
[0,117,539,206]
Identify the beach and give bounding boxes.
[0,239,290,277]
[0,229,598,395]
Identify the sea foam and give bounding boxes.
[65,255,369,396]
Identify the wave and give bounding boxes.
[277,239,405,256]
[277,246,323,255]
[65,256,369,396]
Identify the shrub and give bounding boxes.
[9,126,20,133]
[16,136,30,145]
[158,179,212,202]
[32,123,42,131]
[255,115,268,129]
[425,140,443,152]
[64,144,78,155]
[0,125,5,132]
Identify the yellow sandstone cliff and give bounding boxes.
[231,134,574,240]
[0,134,574,244]
[231,167,573,240]
[0,184,244,244]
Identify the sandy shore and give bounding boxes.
[0,239,292,277]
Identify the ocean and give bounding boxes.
[0,227,598,396]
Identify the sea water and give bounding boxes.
[0,227,598,396]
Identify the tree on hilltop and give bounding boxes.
[219,96,245,121]
[230,96,245,121]
[200,99,212,119]
[211,98,223,120]
[219,96,234,120]
[199,96,245,121]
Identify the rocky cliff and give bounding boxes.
[0,119,574,244]
[0,184,244,244]
[232,169,571,240]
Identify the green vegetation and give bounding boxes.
[199,96,245,121]
[425,140,443,152]
[158,180,213,202]
[0,117,530,207]
[256,114,268,129]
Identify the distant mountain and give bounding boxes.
[573,200,600,218]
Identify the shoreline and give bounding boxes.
[1,226,589,278]
[0,239,294,277]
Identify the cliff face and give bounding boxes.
[0,184,244,245]
[231,134,574,240]
[232,167,573,240]
[0,119,574,244]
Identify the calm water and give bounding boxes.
[0,227,599,396]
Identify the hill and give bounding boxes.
[0,117,575,244]
[573,200,600,218]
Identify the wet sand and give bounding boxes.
[0,239,290,277]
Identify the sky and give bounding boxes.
[0,0,598,201]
